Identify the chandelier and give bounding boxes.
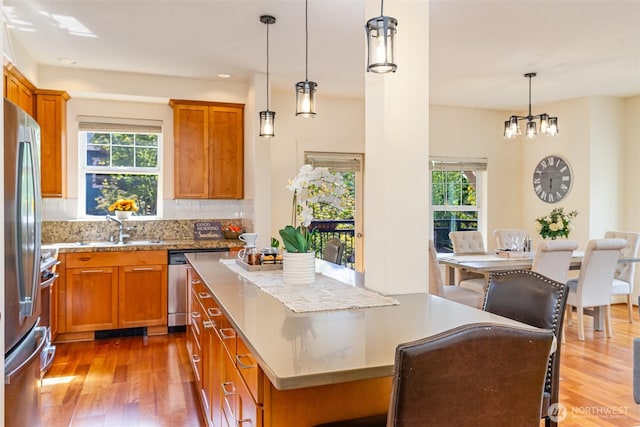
[504,73,558,140]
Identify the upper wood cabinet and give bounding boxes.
[3,64,36,116]
[36,89,69,198]
[4,64,69,198]
[170,99,244,199]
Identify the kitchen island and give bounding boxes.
[186,252,536,426]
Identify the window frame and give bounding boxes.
[78,118,163,219]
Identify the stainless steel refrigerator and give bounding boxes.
[4,98,47,427]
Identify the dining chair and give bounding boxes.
[605,231,640,322]
[322,238,344,265]
[428,240,484,308]
[531,239,579,284]
[493,228,528,251]
[565,238,627,341]
[314,323,554,427]
[448,230,486,293]
[483,270,569,427]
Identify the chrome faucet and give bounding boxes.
[106,214,129,244]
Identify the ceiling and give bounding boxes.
[3,0,640,111]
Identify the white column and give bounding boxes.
[364,0,429,294]
[246,73,272,249]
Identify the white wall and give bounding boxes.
[268,90,365,243]
[429,105,522,251]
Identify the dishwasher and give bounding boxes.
[168,248,229,331]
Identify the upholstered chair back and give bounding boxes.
[493,228,528,250]
[531,240,579,283]
[605,231,640,285]
[574,238,626,307]
[449,231,485,254]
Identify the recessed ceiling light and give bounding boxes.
[217,73,232,79]
[57,57,77,65]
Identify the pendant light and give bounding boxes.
[366,0,398,73]
[295,0,317,117]
[259,15,276,138]
[503,73,559,140]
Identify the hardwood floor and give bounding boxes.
[40,304,640,426]
[40,332,205,427]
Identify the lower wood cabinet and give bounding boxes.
[61,251,167,337]
[187,267,262,427]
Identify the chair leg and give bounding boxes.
[577,305,585,341]
[605,305,613,338]
[628,294,634,323]
[566,305,573,325]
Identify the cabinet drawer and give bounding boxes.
[189,326,202,385]
[236,363,262,427]
[221,348,237,426]
[66,250,167,268]
[236,335,264,404]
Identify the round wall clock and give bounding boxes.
[532,155,572,203]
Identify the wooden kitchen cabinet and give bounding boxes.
[119,264,168,328]
[60,251,167,340]
[3,64,35,116]
[65,266,118,332]
[36,89,69,198]
[170,100,244,199]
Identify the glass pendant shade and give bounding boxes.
[526,121,537,139]
[548,117,559,136]
[539,113,550,134]
[259,110,275,138]
[366,15,397,73]
[295,80,317,117]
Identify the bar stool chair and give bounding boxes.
[314,323,554,427]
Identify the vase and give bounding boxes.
[282,251,316,285]
[115,210,132,220]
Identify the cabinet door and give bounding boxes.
[118,264,168,328]
[36,90,69,198]
[4,66,35,116]
[209,105,244,199]
[66,267,118,332]
[172,103,209,198]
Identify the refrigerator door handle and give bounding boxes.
[5,327,47,385]
[16,139,42,319]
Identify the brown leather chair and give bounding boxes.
[483,270,569,427]
[315,322,554,427]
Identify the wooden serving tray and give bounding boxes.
[496,250,532,259]
[235,259,283,271]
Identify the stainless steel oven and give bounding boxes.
[168,248,229,330]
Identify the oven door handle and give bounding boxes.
[40,273,59,289]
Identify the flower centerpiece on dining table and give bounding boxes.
[108,198,138,219]
[534,207,578,239]
[279,165,345,284]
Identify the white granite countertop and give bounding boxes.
[186,252,536,390]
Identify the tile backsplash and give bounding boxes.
[42,218,248,243]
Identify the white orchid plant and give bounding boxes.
[279,165,345,253]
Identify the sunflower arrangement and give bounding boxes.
[108,199,139,212]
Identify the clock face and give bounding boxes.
[532,155,572,203]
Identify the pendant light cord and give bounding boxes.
[305,0,309,81]
[266,19,270,109]
[528,74,532,118]
[380,0,384,16]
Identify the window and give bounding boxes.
[79,117,162,217]
[430,157,487,253]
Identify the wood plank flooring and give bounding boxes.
[40,304,640,426]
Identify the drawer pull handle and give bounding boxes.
[192,354,201,363]
[198,292,212,299]
[208,307,222,317]
[220,328,236,340]
[202,320,215,329]
[132,267,154,271]
[191,311,201,319]
[238,418,252,425]
[80,269,105,273]
[221,381,236,396]
[190,279,201,284]
[236,354,257,370]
